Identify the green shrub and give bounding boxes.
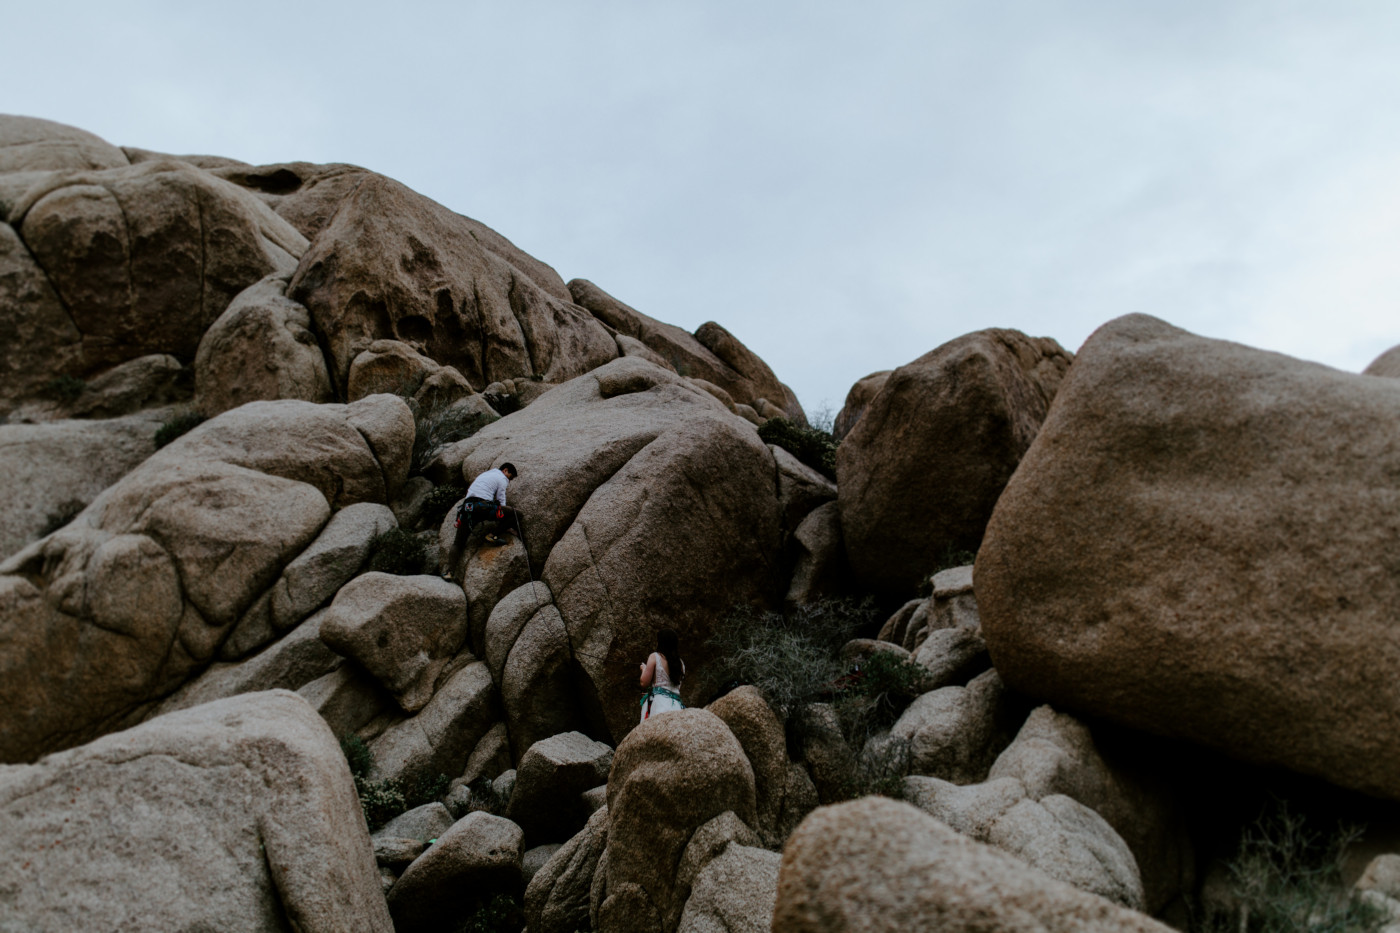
[340,734,448,831]
[42,375,87,402]
[758,417,837,480]
[421,484,465,526]
[154,412,207,449]
[707,598,879,715]
[412,405,499,474]
[366,528,428,576]
[1191,801,1387,933]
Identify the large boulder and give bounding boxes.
[506,731,614,845]
[436,356,785,742]
[319,572,468,713]
[0,690,392,931]
[524,804,610,933]
[8,159,308,387]
[832,369,891,440]
[977,314,1400,801]
[891,669,1026,783]
[194,273,334,416]
[1365,344,1400,378]
[0,395,412,762]
[568,279,803,420]
[772,796,1172,932]
[707,686,791,847]
[0,220,84,408]
[988,705,1192,914]
[837,329,1072,600]
[0,408,164,559]
[0,115,129,173]
[366,660,499,787]
[677,842,780,933]
[599,709,757,933]
[287,173,616,390]
[386,811,523,933]
[902,776,1144,909]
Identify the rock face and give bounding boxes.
[386,811,523,932]
[506,730,615,844]
[525,805,610,933]
[287,172,616,391]
[194,274,334,416]
[773,797,1171,933]
[1365,344,1400,378]
[0,395,412,763]
[8,159,308,388]
[977,314,1400,801]
[832,369,890,440]
[319,571,468,713]
[837,328,1072,600]
[0,690,392,932]
[600,709,757,933]
[568,279,803,421]
[0,115,129,173]
[438,356,785,742]
[0,409,164,559]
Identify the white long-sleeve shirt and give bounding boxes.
[466,468,510,506]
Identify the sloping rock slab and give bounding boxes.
[977,314,1400,801]
[0,690,391,932]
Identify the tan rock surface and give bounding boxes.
[288,173,615,390]
[708,685,791,846]
[832,369,891,440]
[678,843,781,933]
[603,709,757,933]
[0,397,410,762]
[0,408,163,559]
[366,660,499,787]
[194,273,334,416]
[977,314,1400,800]
[525,805,610,933]
[1365,344,1400,377]
[386,810,523,933]
[0,690,391,932]
[319,572,468,713]
[0,114,129,173]
[0,220,83,406]
[13,160,307,378]
[773,796,1171,932]
[837,328,1071,600]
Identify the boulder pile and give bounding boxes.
[3,114,1399,932]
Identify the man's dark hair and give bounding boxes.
[500,462,517,477]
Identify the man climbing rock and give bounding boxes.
[442,462,521,581]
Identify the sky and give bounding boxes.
[9,1,1400,416]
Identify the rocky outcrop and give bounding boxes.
[506,731,614,844]
[832,369,890,440]
[437,356,785,742]
[386,811,523,932]
[837,328,1072,600]
[1365,344,1400,377]
[0,115,129,173]
[0,395,412,762]
[319,572,468,713]
[194,274,334,416]
[366,660,499,787]
[599,709,757,933]
[891,669,1026,783]
[525,805,610,933]
[0,690,391,932]
[707,686,797,847]
[287,173,616,390]
[773,797,1172,932]
[7,159,307,389]
[902,776,1144,908]
[0,408,164,559]
[568,279,803,421]
[977,314,1400,801]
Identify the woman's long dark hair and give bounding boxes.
[657,628,683,686]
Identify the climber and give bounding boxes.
[442,462,521,581]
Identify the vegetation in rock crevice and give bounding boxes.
[340,735,449,831]
[758,417,837,480]
[154,411,207,448]
[366,528,429,575]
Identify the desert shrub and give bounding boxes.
[807,401,837,434]
[340,734,448,831]
[834,651,929,752]
[758,417,837,480]
[366,528,427,575]
[412,405,499,474]
[422,483,465,526]
[42,375,87,402]
[39,499,87,536]
[1191,801,1386,933]
[154,411,207,449]
[481,388,519,418]
[708,598,879,715]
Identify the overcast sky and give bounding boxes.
[10,1,1400,414]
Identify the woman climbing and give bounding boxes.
[639,628,685,723]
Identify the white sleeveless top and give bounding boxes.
[650,652,683,690]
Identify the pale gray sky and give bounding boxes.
[9,1,1400,414]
